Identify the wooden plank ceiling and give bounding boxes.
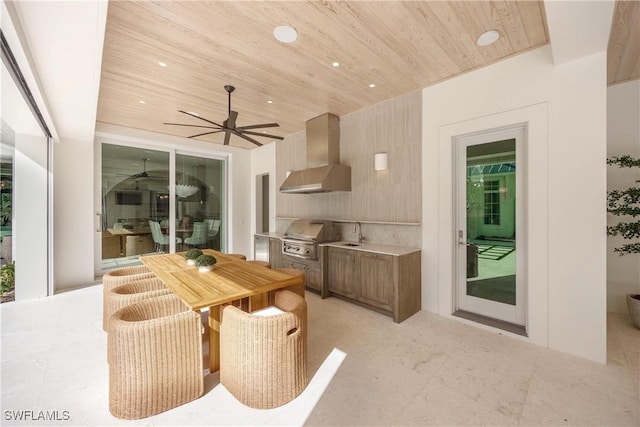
[97,1,551,149]
[608,1,640,86]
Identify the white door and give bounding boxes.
[455,124,526,326]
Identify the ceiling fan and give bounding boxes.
[126,158,165,181]
[164,85,284,147]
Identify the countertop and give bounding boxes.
[255,233,420,256]
[254,232,285,238]
[320,241,420,256]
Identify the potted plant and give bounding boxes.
[1,262,15,303]
[184,248,203,266]
[607,155,640,328]
[194,254,216,272]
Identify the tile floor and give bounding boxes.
[1,285,639,426]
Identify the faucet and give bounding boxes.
[353,222,365,244]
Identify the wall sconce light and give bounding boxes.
[285,170,292,178]
[374,153,388,171]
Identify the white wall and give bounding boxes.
[53,137,95,290]
[422,46,608,363]
[14,134,49,300]
[607,79,640,313]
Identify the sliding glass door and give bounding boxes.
[175,153,226,251]
[100,144,170,269]
[99,144,226,271]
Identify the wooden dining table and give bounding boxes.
[139,249,302,373]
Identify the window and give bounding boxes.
[483,180,500,225]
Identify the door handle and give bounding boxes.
[458,230,465,245]
[96,213,102,232]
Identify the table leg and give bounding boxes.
[248,292,269,312]
[208,305,221,373]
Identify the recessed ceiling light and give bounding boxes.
[267,100,273,104]
[273,25,297,43]
[158,61,167,67]
[138,100,146,104]
[476,30,500,46]
[332,62,340,67]
[368,83,376,88]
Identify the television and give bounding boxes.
[116,191,143,206]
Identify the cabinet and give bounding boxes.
[327,248,357,299]
[282,257,323,293]
[358,253,393,311]
[327,247,421,323]
[268,237,283,268]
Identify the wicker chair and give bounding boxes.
[102,266,156,330]
[220,289,307,409]
[103,277,170,331]
[102,265,154,294]
[273,268,306,299]
[108,294,203,419]
[247,260,271,268]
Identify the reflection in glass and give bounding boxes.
[101,144,169,267]
[465,139,517,305]
[175,154,225,251]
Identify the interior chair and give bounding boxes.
[103,277,170,331]
[204,219,221,248]
[184,222,208,248]
[108,294,203,419]
[273,268,306,299]
[149,220,182,252]
[220,289,307,409]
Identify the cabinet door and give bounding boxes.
[327,248,357,299]
[268,238,282,268]
[358,253,394,311]
[305,265,322,292]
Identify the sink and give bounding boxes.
[341,243,361,247]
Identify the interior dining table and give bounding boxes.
[139,249,303,373]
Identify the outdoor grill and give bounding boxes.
[281,219,338,260]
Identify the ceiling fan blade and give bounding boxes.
[164,122,221,129]
[178,110,223,127]
[236,122,279,130]
[223,131,231,145]
[241,130,284,140]
[232,130,263,147]
[187,130,225,138]
[227,111,238,129]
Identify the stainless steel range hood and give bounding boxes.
[280,113,351,194]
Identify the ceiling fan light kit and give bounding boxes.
[164,85,284,147]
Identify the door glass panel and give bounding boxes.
[175,153,225,251]
[101,144,169,269]
[465,139,516,305]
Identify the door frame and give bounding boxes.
[453,123,527,326]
